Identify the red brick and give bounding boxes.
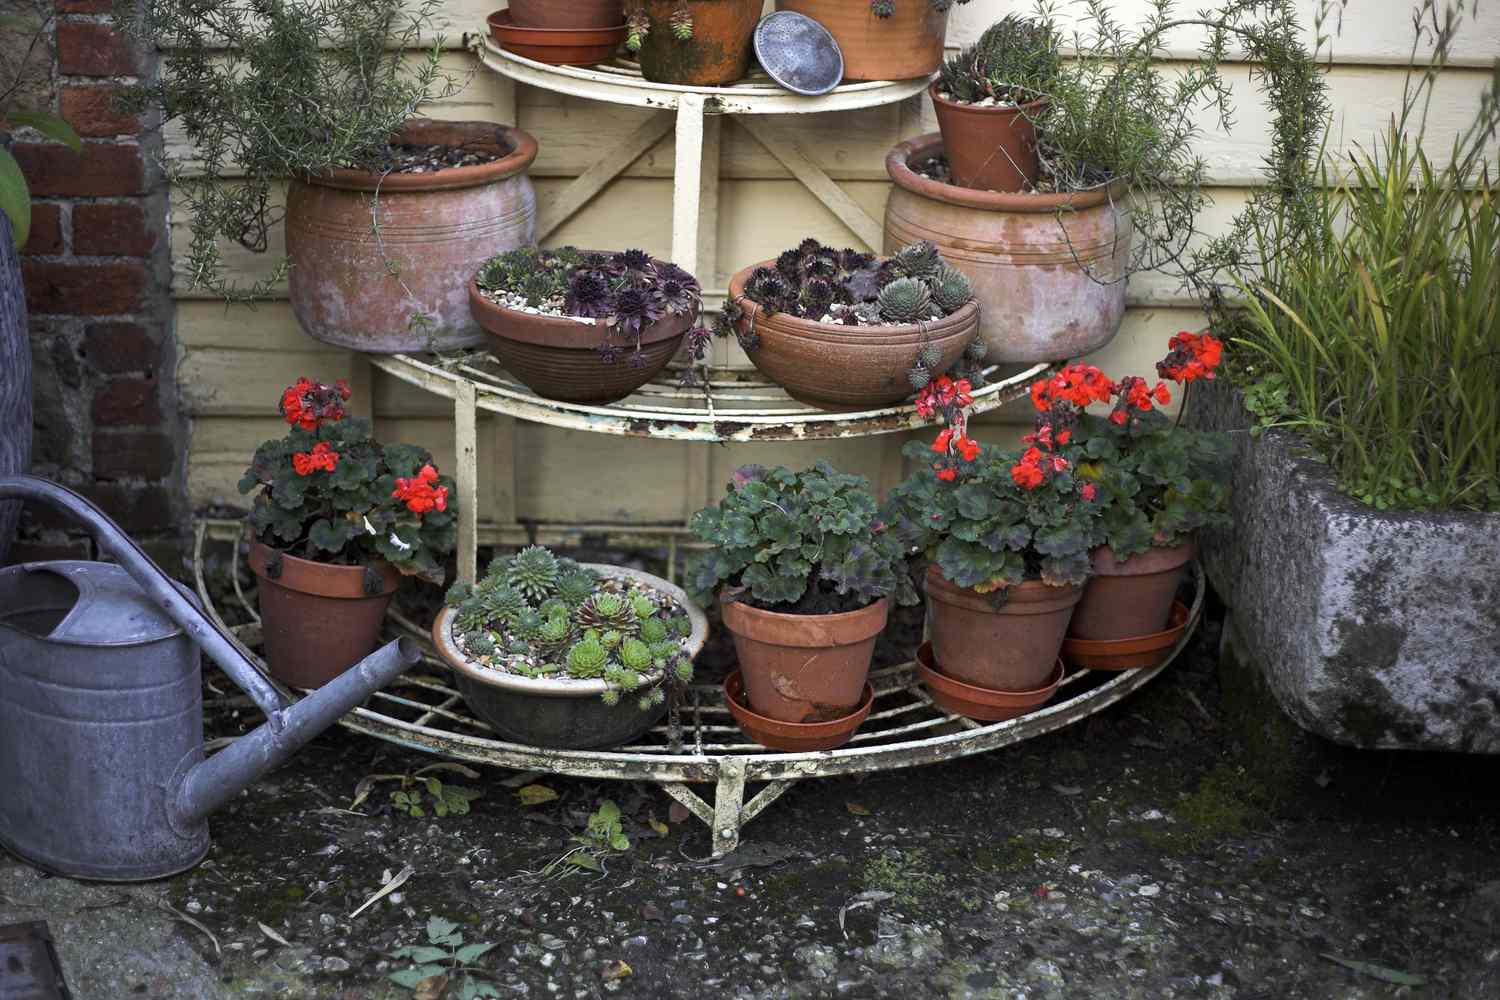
[83,322,162,373]
[93,430,176,480]
[23,259,147,315]
[82,483,175,534]
[73,202,155,256]
[2,538,94,566]
[12,142,144,197]
[56,0,114,12]
[22,203,63,255]
[60,85,143,137]
[93,376,161,426]
[57,22,141,77]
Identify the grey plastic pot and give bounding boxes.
[431,564,708,749]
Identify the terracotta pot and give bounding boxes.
[247,543,400,690]
[719,596,889,724]
[727,261,980,411]
[507,0,623,29]
[916,642,1062,722]
[725,671,873,751]
[884,133,1131,364]
[929,84,1045,193]
[776,0,949,81]
[635,0,762,85]
[1069,539,1195,641]
[469,280,697,403]
[1063,601,1190,671]
[430,564,708,749]
[0,212,29,566]
[488,11,626,65]
[924,565,1082,692]
[286,119,538,354]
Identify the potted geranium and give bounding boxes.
[122,0,539,352]
[689,463,918,750]
[625,1,764,85]
[725,239,981,411]
[239,378,458,689]
[432,545,705,749]
[470,246,706,403]
[884,378,1100,716]
[776,1,972,81]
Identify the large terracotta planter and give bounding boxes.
[1069,539,1195,641]
[507,0,622,29]
[431,564,708,750]
[0,213,29,566]
[469,280,697,403]
[924,565,1082,692]
[884,133,1130,364]
[929,84,1045,193]
[727,261,980,411]
[635,0,762,85]
[488,11,627,65]
[248,543,400,690]
[286,120,538,354]
[776,0,949,80]
[720,596,889,724]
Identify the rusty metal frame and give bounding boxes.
[194,520,1199,855]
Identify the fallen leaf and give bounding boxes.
[349,863,415,919]
[258,922,292,947]
[649,817,669,836]
[498,770,544,788]
[515,784,559,807]
[416,762,481,780]
[1321,954,1427,986]
[602,960,632,982]
[845,802,872,816]
[414,973,450,1000]
[567,851,603,872]
[668,801,691,824]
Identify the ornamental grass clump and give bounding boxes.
[445,546,695,709]
[239,378,458,581]
[688,463,918,614]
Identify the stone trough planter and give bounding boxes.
[1189,379,1500,752]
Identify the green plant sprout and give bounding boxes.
[388,916,499,999]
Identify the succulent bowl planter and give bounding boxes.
[1068,540,1195,642]
[286,120,538,354]
[916,642,1062,722]
[928,85,1046,193]
[724,671,875,752]
[629,0,763,85]
[1062,601,1190,671]
[884,133,1130,365]
[507,0,624,29]
[774,0,951,81]
[488,11,627,64]
[434,562,708,750]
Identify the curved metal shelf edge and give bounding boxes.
[335,568,1204,785]
[367,352,1054,441]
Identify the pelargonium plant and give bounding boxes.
[475,246,708,371]
[445,545,695,710]
[239,378,458,582]
[688,463,919,615]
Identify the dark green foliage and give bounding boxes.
[938,13,1062,104]
[688,463,918,614]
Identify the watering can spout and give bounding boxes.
[171,637,421,827]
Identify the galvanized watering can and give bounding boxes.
[0,475,420,881]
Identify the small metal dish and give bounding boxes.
[753,11,844,96]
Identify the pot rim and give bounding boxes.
[724,670,875,732]
[488,10,627,36]
[248,541,399,599]
[302,120,540,193]
[468,279,698,350]
[1090,538,1196,577]
[924,564,1084,612]
[719,593,891,647]
[928,82,1048,119]
[886,132,1126,214]
[726,260,980,342]
[432,563,708,698]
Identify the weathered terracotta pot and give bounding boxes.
[725,671,874,751]
[1068,539,1195,641]
[776,0,949,80]
[720,596,889,724]
[636,0,761,85]
[916,643,1062,722]
[929,84,1045,193]
[469,280,697,404]
[286,120,538,354]
[727,261,980,411]
[925,565,1082,692]
[884,133,1130,365]
[488,11,627,64]
[248,543,400,690]
[507,0,622,29]
[1063,601,1190,671]
[0,213,30,566]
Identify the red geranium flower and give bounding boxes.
[291,441,339,477]
[392,463,448,514]
[280,377,351,431]
[1081,482,1098,501]
[1157,331,1223,383]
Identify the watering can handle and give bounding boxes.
[0,474,294,725]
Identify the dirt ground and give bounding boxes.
[4,598,1500,1000]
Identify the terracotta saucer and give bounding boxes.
[724,670,873,752]
[488,10,626,66]
[1062,601,1190,671]
[915,642,1063,722]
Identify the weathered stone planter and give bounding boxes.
[1189,378,1500,752]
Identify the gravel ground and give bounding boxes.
[4,606,1500,1000]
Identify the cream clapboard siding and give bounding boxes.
[171,0,1500,526]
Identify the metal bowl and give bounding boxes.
[753,11,844,96]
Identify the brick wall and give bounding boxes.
[9,1,188,571]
